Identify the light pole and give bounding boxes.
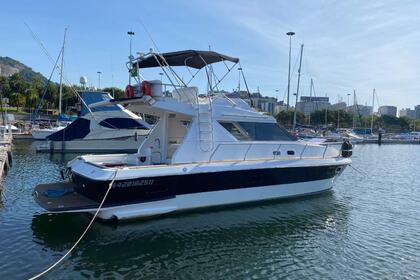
[127,31,135,59]
[97,71,102,89]
[127,31,135,85]
[237,67,242,92]
[286,31,295,111]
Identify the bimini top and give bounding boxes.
[134,50,239,69]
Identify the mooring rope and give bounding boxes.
[348,164,368,177]
[29,169,119,280]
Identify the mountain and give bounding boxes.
[0,56,47,82]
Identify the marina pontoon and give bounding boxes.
[33,50,352,220]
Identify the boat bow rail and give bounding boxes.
[208,142,340,162]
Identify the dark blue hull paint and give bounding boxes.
[71,164,346,207]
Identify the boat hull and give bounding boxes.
[32,128,63,140]
[93,177,338,220]
[32,162,348,220]
[72,163,346,204]
[36,136,146,153]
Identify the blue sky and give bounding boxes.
[1,0,419,111]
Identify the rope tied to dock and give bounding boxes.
[29,169,119,280]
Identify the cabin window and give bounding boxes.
[219,122,249,141]
[219,121,296,141]
[99,118,148,129]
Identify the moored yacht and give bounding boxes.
[33,50,352,220]
[32,125,67,140]
[36,91,150,152]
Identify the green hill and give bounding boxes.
[0,56,47,83]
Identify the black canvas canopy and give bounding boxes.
[134,50,239,69]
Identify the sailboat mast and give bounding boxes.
[293,44,304,130]
[58,28,67,115]
[325,95,328,127]
[370,88,375,132]
[352,89,356,129]
[308,78,313,125]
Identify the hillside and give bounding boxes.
[0,56,47,82]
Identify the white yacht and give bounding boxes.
[33,50,352,220]
[36,91,150,153]
[32,125,67,140]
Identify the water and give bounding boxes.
[0,142,419,279]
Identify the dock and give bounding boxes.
[0,134,13,179]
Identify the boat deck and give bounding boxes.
[33,182,99,212]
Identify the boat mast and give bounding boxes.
[337,93,340,130]
[352,89,356,129]
[293,44,304,131]
[58,28,67,116]
[370,88,375,133]
[325,93,328,127]
[308,78,313,125]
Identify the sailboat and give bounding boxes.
[32,29,68,140]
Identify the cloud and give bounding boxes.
[201,0,420,109]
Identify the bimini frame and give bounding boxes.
[125,49,242,97]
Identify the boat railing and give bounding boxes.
[208,142,340,162]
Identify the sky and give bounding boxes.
[1,0,419,111]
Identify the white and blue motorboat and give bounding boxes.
[36,91,150,153]
[34,50,352,220]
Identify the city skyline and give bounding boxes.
[1,0,419,110]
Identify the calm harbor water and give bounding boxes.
[0,141,419,279]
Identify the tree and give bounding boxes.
[102,87,125,98]
[8,73,27,94]
[10,92,26,110]
[276,110,305,127]
[26,87,39,110]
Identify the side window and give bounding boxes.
[238,122,296,141]
[99,118,148,129]
[219,122,250,141]
[219,121,297,141]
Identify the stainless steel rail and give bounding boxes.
[208,143,336,162]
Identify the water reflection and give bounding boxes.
[31,192,349,278]
[0,186,3,210]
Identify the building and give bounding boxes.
[226,91,279,115]
[296,96,331,116]
[274,101,287,115]
[331,102,347,111]
[378,105,397,117]
[347,104,373,116]
[415,105,420,119]
[258,96,277,115]
[399,108,416,119]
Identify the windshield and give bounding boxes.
[219,121,297,141]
